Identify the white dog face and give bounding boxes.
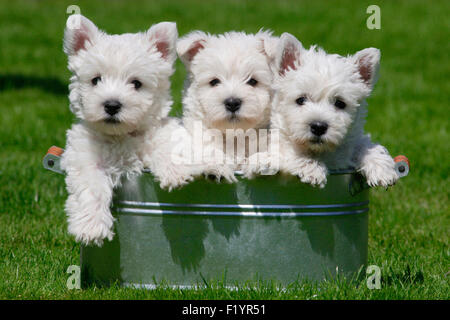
[64,15,177,135]
[273,33,380,154]
[177,31,278,132]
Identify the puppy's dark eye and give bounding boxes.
[209,78,220,87]
[91,76,101,86]
[334,99,346,109]
[131,79,142,90]
[296,96,307,106]
[247,78,258,86]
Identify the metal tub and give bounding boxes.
[43,147,408,288]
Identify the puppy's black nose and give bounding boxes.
[224,97,242,113]
[104,100,122,116]
[310,121,328,136]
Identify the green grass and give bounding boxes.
[0,0,448,299]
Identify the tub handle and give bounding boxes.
[349,154,409,196]
[43,146,64,174]
[394,155,409,178]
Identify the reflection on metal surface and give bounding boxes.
[116,207,369,217]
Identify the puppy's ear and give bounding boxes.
[276,33,303,76]
[256,29,279,66]
[63,14,99,56]
[176,31,208,67]
[147,22,178,63]
[353,48,381,88]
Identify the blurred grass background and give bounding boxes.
[0,0,448,299]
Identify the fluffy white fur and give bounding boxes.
[150,30,279,189]
[264,33,398,188]
[60,15,177,245]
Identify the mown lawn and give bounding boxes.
[0,0,448,299]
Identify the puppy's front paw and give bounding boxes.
[157,170,195,191]
[296,160,328,188]
[242,152,278,178]
[204,165,237,183]
[67,212,114,247]
[362,161,399,188]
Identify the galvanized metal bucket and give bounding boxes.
[43,147,409,288]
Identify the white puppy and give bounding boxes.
[60,15,177,245]
[150,30,278,189]
[268,33,398,188]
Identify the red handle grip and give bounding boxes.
[47,146,64,157]
[394,155,409,167]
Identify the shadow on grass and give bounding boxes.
[0,74,68,95]
[381,265,425,285]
